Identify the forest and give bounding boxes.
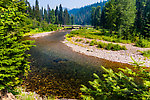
[0,0,150,100]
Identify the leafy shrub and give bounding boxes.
[66,34,75,38]
[106,43,114,50]
[97,42,107,48]
[89,40,97,46]
[97,42,127,51]
[80,58,150,100]
[0,0,33,91]
[142,50,150,57]
[136,39,150,48]
[75,39,83,42]
[85,41,90,44]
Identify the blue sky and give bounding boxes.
[28,0,107,10]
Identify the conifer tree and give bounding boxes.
[44,8,48,22]
[71,14,75,25]
[55,6,59,24]
[47,5,51,24]
[40,7,44,21]
[0,0,32,91]
[59,4,63,25]
[35,0,41,22]
[50,9,56,24]
[64,9,70,25]
[94,6,101,27]
[91,7,96,26]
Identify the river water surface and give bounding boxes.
[24,30,131,99]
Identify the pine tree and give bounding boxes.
[91,7,96,26]
[94,6,101,27]
[64,9,70,25]
[59,4,63,25]
[44,8,48,22]
[55,6,59,24]
[40,7,44,21]
[47,5,51,24]
[0,0,32,91]
[71,14,75,25]
[50,9,56,24]
[35,0,41,22]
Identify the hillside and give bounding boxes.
[69,1,108,25]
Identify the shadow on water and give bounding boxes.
[23,30,132,99]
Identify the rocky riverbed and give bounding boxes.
[62,37,150,67]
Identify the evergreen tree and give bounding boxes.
[40,7,44,21]
[64,9,70,25]
[143,0,150,37]
[135,0,146,34]
[71,14,75,25]
[94,6,101,27]
[91,7,96,26]
[44,8,48,22]
[47,5,51,24]
[50,9,56,24]
[35,0,41,22]
[59,4,63,25]
[0,0,32,91]
[55,6,59,24]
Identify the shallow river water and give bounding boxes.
[24,30,131,99]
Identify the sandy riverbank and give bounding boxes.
[62,37,150,67]
[29,31,56,38]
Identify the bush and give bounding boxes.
[97,42,127,51]
[142,50,150,57]
[97,42,107,48]
[80,58,150,100]
[85,41,90,44]
[75,39,83,42]
[136,39,150,48]
[0,0,33,91]
[89,40,97,46]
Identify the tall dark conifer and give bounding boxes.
[35,0,41,22]
[59,4,63,25]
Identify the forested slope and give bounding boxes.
[69,1,108,25]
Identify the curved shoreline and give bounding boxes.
[29,31,56,38]
[62,37,150,67]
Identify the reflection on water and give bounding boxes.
[23,30,132,99]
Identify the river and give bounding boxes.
[23,30,131,99]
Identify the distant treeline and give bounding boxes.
[69,1,107,25]
[25,0,74,25]
[91,0,150,40]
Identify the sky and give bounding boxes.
[28,0,107,10]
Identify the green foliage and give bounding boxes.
[136,39,150,48]
[89,40,97,46]
[85,41,90,44]
[71,29,132,44]
[0,0,33,91]
[75,39,83,42]
[142,50,150,58]
[97,42,127,51]
[80,58,150,100]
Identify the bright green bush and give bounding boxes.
[142,50,150,57]
[0,0,33,91]
[97,42,108,48]
[85,41,90,44]
[89,40,97,46]
[75,39,83,42]
[80,58,150,100]
[136,39,150,48]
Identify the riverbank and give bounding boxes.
[29,31,56,38]
[62,36,150,67]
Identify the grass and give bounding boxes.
[69,28,150,48]
[13,87,56,100]
[70,29,132,44]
